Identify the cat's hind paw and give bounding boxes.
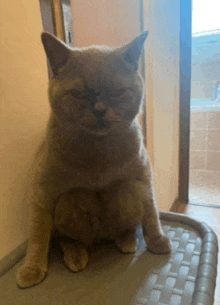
[60,240,88,272]
[116,231,137,254]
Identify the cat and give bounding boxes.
[16,31,171,288]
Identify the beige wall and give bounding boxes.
[71,0,144,129]
[144,0,180,210]
[0,0,181,259]
[71,0,140,47]
[0,1,50,259]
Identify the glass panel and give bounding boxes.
[189,0,220,205]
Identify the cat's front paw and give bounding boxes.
[147,235,172,254]
[16,263,47,288]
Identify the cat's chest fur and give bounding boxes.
[43,119,147,191]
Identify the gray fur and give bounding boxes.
[16,32,171,288]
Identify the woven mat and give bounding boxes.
[0,212,218,305]
[136,212,218,305]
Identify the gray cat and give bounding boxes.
[16,31,171,288]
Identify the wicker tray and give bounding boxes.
[0,212,218,305]
[135,212,219,305]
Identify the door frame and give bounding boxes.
[39,0,74,77]
[178,0,192,204]
[140,0,192,207]
[39,0,73,45]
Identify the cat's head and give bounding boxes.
[41,31,148,136]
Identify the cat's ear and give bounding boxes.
[120,31,149,71]
[41,32,71,75]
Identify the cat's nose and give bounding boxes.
[93,101,106,119]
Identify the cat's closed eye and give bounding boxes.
[110,89,126,98]
[69,89,85,100]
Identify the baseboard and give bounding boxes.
[188,202,220,209]
[170,198,220,212]
[0,240,28,277]
[169,198,180,212]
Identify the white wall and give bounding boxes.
[0,1,50,260]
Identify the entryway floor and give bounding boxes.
[189,169,220,206]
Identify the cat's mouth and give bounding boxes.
[85,119,109,136]
[94,119,108,130]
